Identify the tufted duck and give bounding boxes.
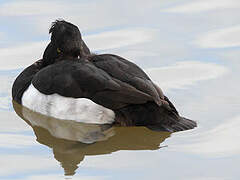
[12,20,197,132]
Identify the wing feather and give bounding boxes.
[32,60,153,109]
[90,54,161,104]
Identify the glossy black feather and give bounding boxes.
[31,59,153,109]
[90,54,162,105]
[12,20,197,132]
[12,60,43,104]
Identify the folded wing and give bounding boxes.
[32,60,154,109]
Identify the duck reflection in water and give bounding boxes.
[13,101,171,176]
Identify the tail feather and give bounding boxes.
[160,117,197,132]
[154,97,197,132]
[115,102,197,132]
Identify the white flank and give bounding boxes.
[22,84,115,124]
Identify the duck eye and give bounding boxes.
[57,48,61,53]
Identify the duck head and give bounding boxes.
[42,20,90,66]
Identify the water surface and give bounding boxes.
[0,0,240,179]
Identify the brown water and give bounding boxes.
[13,102,171,176]
[12,102,172,176]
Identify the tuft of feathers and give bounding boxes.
[42,19,90,65]
[49,20,80,39]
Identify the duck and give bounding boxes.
[12,20,197,132]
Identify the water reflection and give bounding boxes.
[13,101,171,176]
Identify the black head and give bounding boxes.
[42,20,91,67]
[49,20,82,57]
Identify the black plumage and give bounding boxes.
[12,20,197,132]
